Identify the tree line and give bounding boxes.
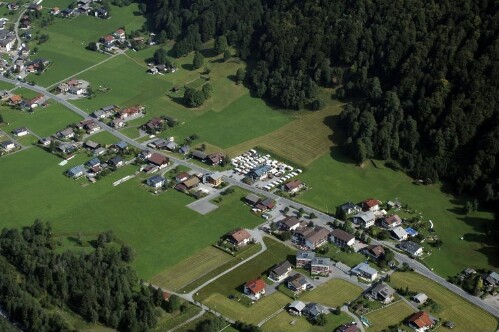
[141,0,498,207]
[0,220,165,331]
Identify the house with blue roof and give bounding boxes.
[350,262,378,281]
[86,157,101,168]
[146,175,165,188]
[247,165,272,180]
[67,165,85,178]
[179,145,190,155]
[114,141,128,151]
[108,156,124,168]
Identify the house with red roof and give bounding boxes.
[226,229,252,246]
[114,28,126,40]
[407,311,434,332]
[244,278,266,299]
[363,198,380,212]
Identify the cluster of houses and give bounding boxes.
[57,79,89,96]
[338,199,424,257]
[90,104,144,128]
[100,28,127,52]
[147,63,177,75]
[3,91,48,111]
[244,193,276,213]
[173,170,223,197]
[50,0,108,19]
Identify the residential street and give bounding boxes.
[2,75,499,320]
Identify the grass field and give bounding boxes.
[364,300,416,331]
[326,245,367,268]
[0,147,263,279]
[0,103,82,137]
[203,292,290,325]
[262,311,353,332]
[225,99,343,166]
[151,246,233,291]
[87,131,120,145]
[294,153,497,277]
[389,272,498,332]
[299,279,363,308]
[154,301,201,332]
[29,4,146,87]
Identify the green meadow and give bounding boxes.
[0,147,262,279]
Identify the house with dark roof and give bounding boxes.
[244,193,261,206]
[255,197,275,211]
[12,127,28,136]
[279,216,301,231]
[287,273,308,293]
[206,152,224,165]
[67,165,85,178]
[226,229,252,246]
[311,257,330,276]
[304,227,330,250]
[179,145,190,155]
[296,251,315,268]
[338,202,362,216]
[108,156,124,168]
[147,153,169,167]
[182,176,200,189]
[191,150,207,161]
[484,271,499,286]
[244,278,266,299]
[335,323,358,332]
[57,127,75,140]
[352,211,376,228]
[407,311,434,332]
[362,245,385,260]
[246,164,272,181]
[370,283,396,304]
[400,241,423,257]
[85,157,101,168]
[84,140,100,150]
[0,140,15,151]
[269,261,293,282]
[146,175,165,188]
[303,303,327,319]
[330,229,355,247]
[175,172,190,183]
[382,214,402,228]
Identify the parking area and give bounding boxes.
[186,198,219,215]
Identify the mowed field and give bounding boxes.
[262,311,353,332]
[225,99,343,166]
[29,4,146,87]
[299,279,363,307]
[389,272,498,332]
[151,246,233,291]
[0,147,263,279]
[364,300,416,331]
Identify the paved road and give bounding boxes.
[3,76,499,320]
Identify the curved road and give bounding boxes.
[3,76,499,320]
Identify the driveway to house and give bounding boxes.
[3,76,499,320]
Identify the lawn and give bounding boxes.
[262,311,353,332]
[202,292,290,325]
[325,245,367,268]
[364,300,416,331]
[0,148,263,279]
[389,272,498,332]
[87,131,120,145]
[196,237,296,301]
[151,246,233,291]
[29,4,146,87]
[0,81,14,90]
[164,93,292,149]
[0,103,82,137]
[154,300,201,331]
[300,279,363,308]
[294,152,497,277]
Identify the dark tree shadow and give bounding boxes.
[181,63,194,71]
[199,48,218,58]
[227,74,237,83]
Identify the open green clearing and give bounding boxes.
[294,153,497,277]
[29,4,146,87]
[0,103,82,137]
[390,272,498,332]
[364,300,416,331]
[262,311,353,332]
[87,131,120,145]
[151,246,233,291]
[153,300,201,332]
[324,245,367,268]
[299,279,363,308]
[0,147,262,279]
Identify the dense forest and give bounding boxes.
[0,220,163,331]
[142,0,499,204]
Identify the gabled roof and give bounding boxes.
[364,245,385,258]
[148,153,169,166]
[330,228,355,243]
[351,262,378,276]
[115,141,128,149]
[391,226,408,239]
[353,211,375,222]
[339,201,360,212]
[109,156,123,165]
[147,175,165,185]
[371,283,395,298]
[284,179,303,191]
[304,227,330,244]
[192,150,207,159]
[407,311,433,328]
[227,229,251,244]
[400,241,422,254]
[288,300,306,312]
[245,193,260,204]
[280,216,300,229]
[384,214,402,225]
[272,261,292,276]
[245,278,265,294]
[288,273,308,289]
[363,198,380,208]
